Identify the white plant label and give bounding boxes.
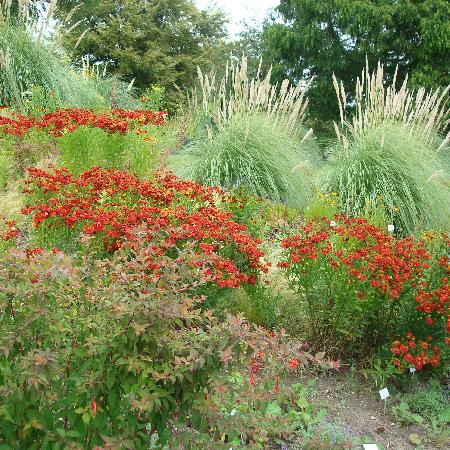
[379,387,389,400]
[409,367,416,373]
[230,408,237,416]
[363,445,379,450]
[330,220,337,227]
[387,224,395,233]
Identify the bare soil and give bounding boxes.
[306,372,446,450]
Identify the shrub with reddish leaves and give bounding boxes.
[278,215,449,370]
[22,166,267,290]
[0,240,329,448]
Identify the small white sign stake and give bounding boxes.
[409,367,416,377]
[379,387,390,414]
[387,224,395,233]
[363,445,379,450]
[330,220,337,227]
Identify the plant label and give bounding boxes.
[230,408,237,416]
[379,387,389,400]
[362,445,379,450]
[330,220,337,227]
[387,224,395,233]
[409,367,416,373]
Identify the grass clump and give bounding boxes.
[58,126,160,177]
[0,24,137,110]
[324,62,449,235]
[322,123,449,235]
[169,55,321,207]
[170,114,319,207]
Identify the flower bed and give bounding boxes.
[21,166,267,288]
[278,215,449,370]
[0,108,165,137]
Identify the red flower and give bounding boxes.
[288,358,299,370]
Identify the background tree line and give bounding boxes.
[55,0,450,122]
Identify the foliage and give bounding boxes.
[392,380,450,447]
[56,0,230,112]
[303,190,339,222]
[140,85,166,112]
[322,123,450,236]
[0,140,11,189]
[0,242,319,448]
[57,126,159,176]
[278,216,449,368]
[263,0,450,121]
[178,378,351,449]
[170,113,319,208]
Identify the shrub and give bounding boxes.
[170,113,320,208]
[278,216,449,370]
[0,243,327,448]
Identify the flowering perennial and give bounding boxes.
[278,215,449,369]
[21,167,267,288]
[0,108,165,137]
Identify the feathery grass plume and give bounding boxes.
[190,55,311,135]
[172,55,320,206]
[332,61,450,148]
[326,62,449,235]
[170,113,319,208]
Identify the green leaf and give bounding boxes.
[82,412,91,424]
[65,430,82,438]
[265,402,282,417]
[409,433,422,445]
[439,406,450,423]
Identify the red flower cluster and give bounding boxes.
[0,217,20,241]
[22,167,267,288]
[392,332,442,370]
[0,108,165,137]
[279,216,440,300]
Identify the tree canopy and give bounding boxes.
[56,0,229,110]
[262,0,450,121]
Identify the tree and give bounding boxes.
[263,0,450,122]
[56,0,230,111]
